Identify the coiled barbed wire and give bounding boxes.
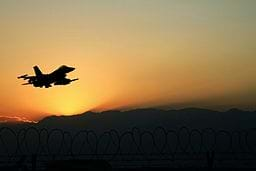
[0,126,255,162]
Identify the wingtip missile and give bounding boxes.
[71,78,79,82]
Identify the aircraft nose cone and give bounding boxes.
[68,67,75,71]
[65,66,75,72]
[60,65,76,73]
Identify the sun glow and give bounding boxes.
[39,89,88,115]
[0,1,256,121]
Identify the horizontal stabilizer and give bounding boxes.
[22,83,31,85]
[17,74,28,79]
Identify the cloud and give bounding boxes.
[0,115,37,123]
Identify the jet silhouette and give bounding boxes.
[17,65,78,88]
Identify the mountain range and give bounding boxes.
[33,108,256,132]
[1,108,255,131]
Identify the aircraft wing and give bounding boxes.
[53,78,79,85]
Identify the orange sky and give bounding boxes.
[0,1,256,122]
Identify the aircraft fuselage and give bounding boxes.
[17,65,78,88]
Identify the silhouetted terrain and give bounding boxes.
[1,108,255,132]
[35,108,256,132]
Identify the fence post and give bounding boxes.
[16,155,28,171]
[206,150,215,170]
[32,154,37,171]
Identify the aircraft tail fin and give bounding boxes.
[33,66,43,76]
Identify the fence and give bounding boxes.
[0,126,256,169]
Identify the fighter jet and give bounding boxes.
[17,65,79,88]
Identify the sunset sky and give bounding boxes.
[0,0,256,122]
